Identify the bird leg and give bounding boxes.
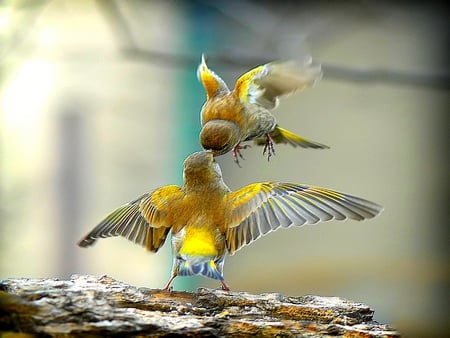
[220,280,231,291]
[162,275,176,291]
[262,133,275,161]
[232,143,250,166]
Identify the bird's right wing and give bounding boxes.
[235,58,322,109]
[77,185,184,252]
[225,183,383,255]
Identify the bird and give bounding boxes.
[197,54,329,165]
[77,151,383,291]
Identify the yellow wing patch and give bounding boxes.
[230,183,264,208]
[140,185,182,228]
[234,65,265,103]
[199,68,222,99]
[197,54,229,99]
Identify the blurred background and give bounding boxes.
[0,0,448,336]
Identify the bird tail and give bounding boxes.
[254,125,329,149]
[178,258,225,281]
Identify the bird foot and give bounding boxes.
[232,144,251,166]
[220,280,231,291]
[162,276,176,291]
[262,134,275,161]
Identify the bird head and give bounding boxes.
[200,120,240,156]
[182,151,228,192]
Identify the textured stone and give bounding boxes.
[0,274,400,337]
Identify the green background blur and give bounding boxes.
[1,1,448,336]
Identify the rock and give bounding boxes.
[0,274,400,337]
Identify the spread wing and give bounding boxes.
[77,185,183,252]
[234,57,322,109]
[225,183,383,254]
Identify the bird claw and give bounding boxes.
[162,276,176,291]
[220,281,231,291]
[262,134,275,161]
[233,144,251,166]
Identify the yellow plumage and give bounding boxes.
[78,151,383,290]
[198,55,328,164]
[179,225,219,257]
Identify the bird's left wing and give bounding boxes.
[234,58,322,109]
[225,183,383,254]
[78,185,183,252]
[197,54,230,99]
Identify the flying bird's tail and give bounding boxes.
[254,125,329,149]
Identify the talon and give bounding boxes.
[221,280,231,291]
[162,275,176,291]
[262,134,275,161]
[232,144,250,166]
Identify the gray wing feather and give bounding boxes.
[77,193,170,252]
[226,183,383,254]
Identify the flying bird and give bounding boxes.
[198,55,329,165]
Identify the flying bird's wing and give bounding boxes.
[226,182,383,254]
[197,54,230,99]
[234,58,322,109]
[78,185,184,252]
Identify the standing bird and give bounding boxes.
[198,55,329,165]
[78,151,383,291]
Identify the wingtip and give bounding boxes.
[278,58,324,86]
[197,53,207,81]
[370,202,385,218]
[77,237,96,248]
